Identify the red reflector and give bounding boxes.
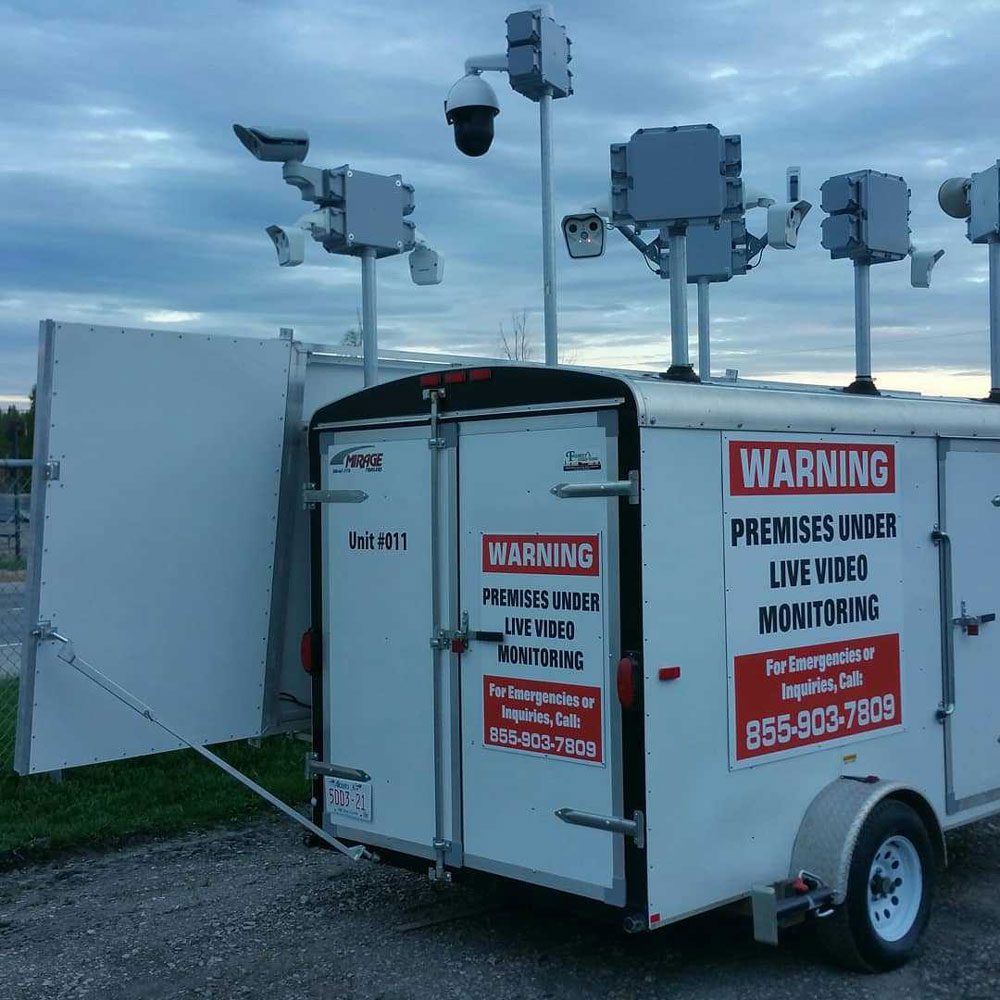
[443,370,467,384]
[658,666,681,682]
[300,629,317,674]
[617,655,637,709]
[469,368,492,382]
[649,913,661,925]
[419,373,442,387]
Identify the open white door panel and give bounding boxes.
[16,322,294,773]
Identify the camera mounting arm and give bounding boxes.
[464,53,509,74]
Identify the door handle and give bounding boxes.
[953,600,996,636]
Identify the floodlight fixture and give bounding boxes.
[938,161,1000,401]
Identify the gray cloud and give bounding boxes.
[2,0,999,402]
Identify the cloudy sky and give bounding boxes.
[2,0,999,405]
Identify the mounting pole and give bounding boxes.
[539,87,558,365]
[697,278,711,381]
[989,239,1000,401]
[665,225,698,381]
[361,248,378,387]
[846,261,878,395]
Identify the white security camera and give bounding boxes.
[562,213,606,259]
[910,246,945,288]
[766,199,812,250]
[444,73,500,157]
[265,224,306,267]
[233,124,310,163]
[938,176,972,219]
[409,244,444,285]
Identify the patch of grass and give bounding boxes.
[0,553,26,572]
[0,683,310,862]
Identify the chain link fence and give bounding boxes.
[1,460,32,771]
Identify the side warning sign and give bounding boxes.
[483,675,603,764]
[723,434,905,767]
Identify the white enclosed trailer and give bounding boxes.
[14,322,1000,971]
[306,363,1000,970]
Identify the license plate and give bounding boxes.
[324,776,372,823]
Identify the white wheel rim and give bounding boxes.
[867,834,923,942]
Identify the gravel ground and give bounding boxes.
[2,815,999,1000]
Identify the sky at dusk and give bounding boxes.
[2,0,1000,405]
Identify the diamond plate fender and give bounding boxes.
[789,778,946,905]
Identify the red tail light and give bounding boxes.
[419,373,443,387]
[300,628,319,674]
[617,654,640,709]
[443,370,467,384]
[469,368,493,381]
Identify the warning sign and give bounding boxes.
[477,531,607,765]
[483,675,603,764]
[724,435,904,767]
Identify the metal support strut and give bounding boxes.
[664,225,698,382]
[33,626,369,862]
[539,88,558,366]
[846,261,879,395]
[988,240,1000,402]
[697,277,711,381]
[361,247,378,388]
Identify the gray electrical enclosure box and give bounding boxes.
[820,169,910,263]
[319,168,416,257]
[968,162,1000,244]
[610,125,743,230]
[506,10,572,101]
[662,220,748,283]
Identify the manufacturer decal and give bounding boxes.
[563,449,602,472]
[482,534,600,577]
[329,445,384,474]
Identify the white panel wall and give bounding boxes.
[639,428,945,924]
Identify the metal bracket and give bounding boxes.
[305,755,371,782]
[555,807,645,848]
[751,876,836,946]
[431,611,469,651]
[550,470,639,505]
[424,386,447,449]
[44,460,60,482]
[936,702,955,722]
[302,486,368,510]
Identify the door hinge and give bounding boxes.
[44,460,60,482]
[550,469,639,504]
[936,702,955,723]
[302,485,369,509]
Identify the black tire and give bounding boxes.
[817,799,935,972]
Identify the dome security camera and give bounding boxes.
[233,124,310,163]
[444,73,500,157]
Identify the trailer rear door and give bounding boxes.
[941,440,1000,811]
[458,412,625,903]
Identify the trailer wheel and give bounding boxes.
[817,799,935,972]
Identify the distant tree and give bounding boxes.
[499,309,533,361]
[341,308,364,348]
[0,390,33,459]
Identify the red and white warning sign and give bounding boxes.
[483,675,603,764]
[478,531,607,765]
[723,435,905,767]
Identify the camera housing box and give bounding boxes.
[317,168,416,257]
[661,220,748,283]
[506,10,572,101]
[968,162,1000,244]
[610,125,743,231]
[820,170,910,263]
